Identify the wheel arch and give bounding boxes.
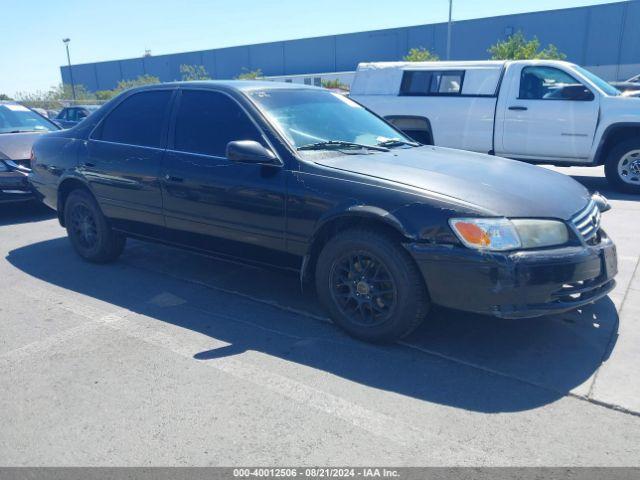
[300,207,415,284]
[56,176,95,227]
[594,123,640,165]
[384,115,434,145]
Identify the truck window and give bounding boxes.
[400,70,464,96]
[519,66,593,101]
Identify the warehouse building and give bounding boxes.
[60,0,640,92]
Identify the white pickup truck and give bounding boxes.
[350,60,640,193]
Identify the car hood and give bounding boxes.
[314,146,590,220]
[0,132,46,161]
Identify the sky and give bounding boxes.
[0,0,625,97]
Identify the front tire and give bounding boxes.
[315,228,430,343]
[64,189,126,263]
[604,139,640,194]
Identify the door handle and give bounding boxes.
[164,174,184,183]
[508,106,528,111]
[80,162,95,168]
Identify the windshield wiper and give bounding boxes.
[376,138,420,148]
[297,141,390,152]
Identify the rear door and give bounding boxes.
[161,89,287,261]
[84,89,174,230]
[497,65,599,161]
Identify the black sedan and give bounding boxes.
[0,101,60,203]
[29,82,617,342]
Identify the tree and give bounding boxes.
[403,47,439,62]
[236,68,263,80]
[488,31,566,60]
[0,93,13,101]
[321,79,349,91]
[15,83,95,110]
[179,64,211,81]
[95,74,161,101]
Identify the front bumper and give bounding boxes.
[406,232,617,318]
[0,170,34,203]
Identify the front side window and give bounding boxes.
[573,66,620,96]
[400,70,464,96]
[248,88,412,152]
[56,109,68,120]
[519,66,593,101]
[94,90,172,148]
[0,104,59,134]
[173,90,263,157]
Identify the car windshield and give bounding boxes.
[247,89,414,153]
[0,104,59,133]
[574,66,621,96]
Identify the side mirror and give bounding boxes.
[561,85,595,101]
[226,140,278,164]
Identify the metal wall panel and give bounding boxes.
[248,42,285,76]
[60,0,640,90]
[283,36,335,74]
[119,59,145,82]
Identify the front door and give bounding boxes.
[84,89,174,230]
[498,65,599,161]
[161,89,287,263]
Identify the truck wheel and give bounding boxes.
[315,228,430,343]
[64,189,126,263]
[605,139,640,194]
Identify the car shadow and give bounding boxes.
[7,237,619,414]
[0,201,56,226]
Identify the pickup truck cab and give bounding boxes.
[350,60,640,193]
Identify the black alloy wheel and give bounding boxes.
[316,228,430,343]
[64,189,126,263]
[329,251,398,328]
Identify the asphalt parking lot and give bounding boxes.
[1,165,639,466]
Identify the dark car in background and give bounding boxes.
[29,82,617,342]
[55,105,100,129]
[0,101,60,203]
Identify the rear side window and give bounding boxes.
[94,90,172,148]
[400,70,464,96]
[173,90,263,157]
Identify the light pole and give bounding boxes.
[62,38,77,103]
[446,0,453,60]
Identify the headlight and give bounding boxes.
[0,160,8,172]
[511,219,569,249]
[450,218,569,251]
[449,218,520,251]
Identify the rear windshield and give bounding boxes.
[0,104,59,134]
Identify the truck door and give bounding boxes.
[496,65,599,161]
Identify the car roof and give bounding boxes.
[129,80,322,94]
[66,105,101,109]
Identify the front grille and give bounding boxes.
[571,200,601,244]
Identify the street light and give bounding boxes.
[446,0,453,60]
[62,38,77,103]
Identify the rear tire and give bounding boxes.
[64,189,125,263]
[315,228,430,343]
[604,139,640,194]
